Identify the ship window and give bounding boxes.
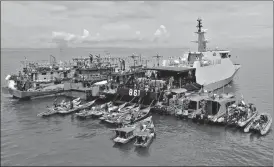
[221,53,228,59]
[42,73,47,75]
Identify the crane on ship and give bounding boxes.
[129,53,140,71]
[153,53,163,67]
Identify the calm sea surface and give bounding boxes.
[1,47,273,166]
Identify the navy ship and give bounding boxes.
[159,18,241,91]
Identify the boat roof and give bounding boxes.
[115,126,135,133]
[136,131,151,137]
[110,70,144,76]
[182,83,202,92]
[144,66,194,73]
[188,93,209,102]
[94,80,107,86]
[170,88,187,94]
[206,93,236,103]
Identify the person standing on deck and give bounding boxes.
[53,96,58,108]
[89,54,93,64]
[104,103,109,112]
[169,76,174,89]
[70,100,74,109]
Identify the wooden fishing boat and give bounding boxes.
[3,57,73,100]
[215,104,238,125]
[134,118,155,148]
[184,93,236,124]
[237,103,258,127]
[134,130,155,148]
[132,106,151,123]
[202,93,236,124]
[224,100,253,126]
[75,101,110,119]
[111,116,153,144]
[116,105,142,125]
[112,126,136,144]
[181,93,209,119]
[174,107,183,119]
[244,113,272,135]
[99,102,133,123]
[37,98,81,117]
[37,106,64,117]
[75,109,93,119]
[57,99,97,115]
[101,104,140,125]
[119,100,153,125]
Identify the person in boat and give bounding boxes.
[70,100,74,109]
[89,54,93,63]
[149,127,155,133]
[141,123,147,131]
[104,103,109,112]
[130,113,135,124]
[260,115,268,123]
[53,97,58,108]
[238,107,248,119]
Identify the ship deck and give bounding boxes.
[144,66,194,73]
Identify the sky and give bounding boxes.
[1,1,273,49]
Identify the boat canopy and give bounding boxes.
[114,126,135,133]
[148,80,166,86]
[94,80,108,86]
[182,83,202,92]
[206,93,236,103]
[188,93,209,102]
[136,131,150,137]
[170,88,187,94]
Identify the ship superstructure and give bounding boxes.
[161,18,241,91]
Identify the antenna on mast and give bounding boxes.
[197,17,203,32]
[191,17,208,52]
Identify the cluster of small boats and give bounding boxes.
[37,97,157,148]
[37,90,271,151]
[153,91,272,136]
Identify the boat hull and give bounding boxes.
[58,101,96,115]
[260,118,272,135]
[245,115,272,135]
[201,64,241,92]
[134,133,155,148]
[2,87,64,100]
[113,136,135,144]
[238,111,258,127]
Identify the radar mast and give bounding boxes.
[191,17,208,52]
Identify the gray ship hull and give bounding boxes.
[203,64,241,92]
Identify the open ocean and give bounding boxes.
[1,47,273,166]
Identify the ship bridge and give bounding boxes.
[144,66,201,91]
